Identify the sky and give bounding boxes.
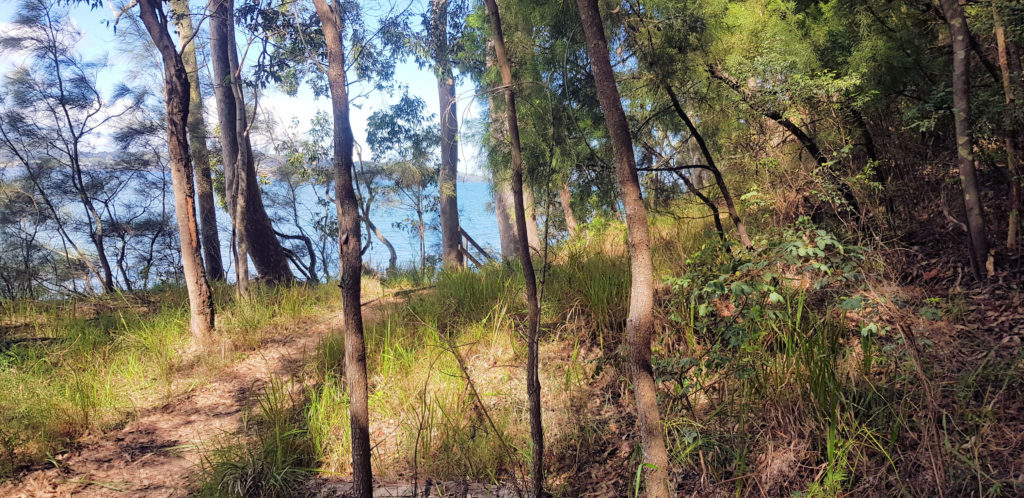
[0,0,489,176]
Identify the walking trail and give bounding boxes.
[2,310,346,497]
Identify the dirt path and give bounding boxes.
[2,311,345,497]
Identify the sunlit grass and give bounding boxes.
[0,282,344,477]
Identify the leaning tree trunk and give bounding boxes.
[170,0,224,281]
[994,4,1021,251]
[483,0,544,494]
[431,0,463,269]
[310,0,372,495]
[941,0,988,277]
[208,0,293,284]
[137,0,215,339]
[576,0,671,496]
[662,83,751,249]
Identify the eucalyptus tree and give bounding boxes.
[169,0,225,280]
[940,0,987,276]
[482,0,543,493]
[209,0,293,288]
[575,0,671,495]
[426,0,467,268]
[135,0,215,338]
[366,93,440,273]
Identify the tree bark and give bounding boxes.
[137,0,215,339]
[493,178,519,259]
[170,0,224,281]
[483,0,544,494]
[311,0,372,495]
[993,4,1021,251]
[431,0,463,270]
[662,83,751,248]
[208,0,293,283]
[941,0,988,277]
[576,0,671,496]
[559,180,578,236]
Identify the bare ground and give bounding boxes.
[1,312,345,498]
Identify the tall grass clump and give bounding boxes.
[194,379,313,497]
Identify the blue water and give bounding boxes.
[248,180,500,275]
[358,181,500,270]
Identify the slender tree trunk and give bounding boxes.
[559,180,578,236]
[994,4,1021,251]
[431,0,463,269]
[576,0,671,495]
[208,0,293,283]
[418,210,426,272]
[677,172,726,242]
[170,0,224,280]
[138,0,215,339]
[941,0,988,277]
[486,57,522,260]
[483,0,544,494]
[311,0,371,495]
[230,50,251,295]
[662,83,751,248]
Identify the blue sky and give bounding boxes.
[0,0,487,175]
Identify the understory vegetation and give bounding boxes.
[188,205,1021,497]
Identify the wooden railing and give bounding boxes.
[458,227,495,267]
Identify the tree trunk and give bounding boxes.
[486,58,523,261]
[576,0,671,496]
[431,0,463,269]
[208,0,293,284]
[170,0,224,281]
[418,209,426,272]
[311,0,372,495]
[941,0,988,277]
[994,4,1021,251]
[137,0,215,340]
[493,178,519,259]
[559,180,578,236]
[677,172,726,243]
[483,0,544,494]
[662,83,751,249]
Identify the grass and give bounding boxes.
[7,202,1023,496]
[0,282,343,479]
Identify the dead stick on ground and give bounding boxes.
[896,323,946,496]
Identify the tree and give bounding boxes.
[992,3,1022,251]
[575,0,671,496]
[367,93,440,273]
[310,0,372,495]
[208,0,293,285]
[482,0,543,494]
[940,0,988,276]
[169,0,224,281]
[0,0,146,293]
[136,0,215,338]
[428,0,463,269]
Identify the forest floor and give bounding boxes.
[0,308,349,497]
